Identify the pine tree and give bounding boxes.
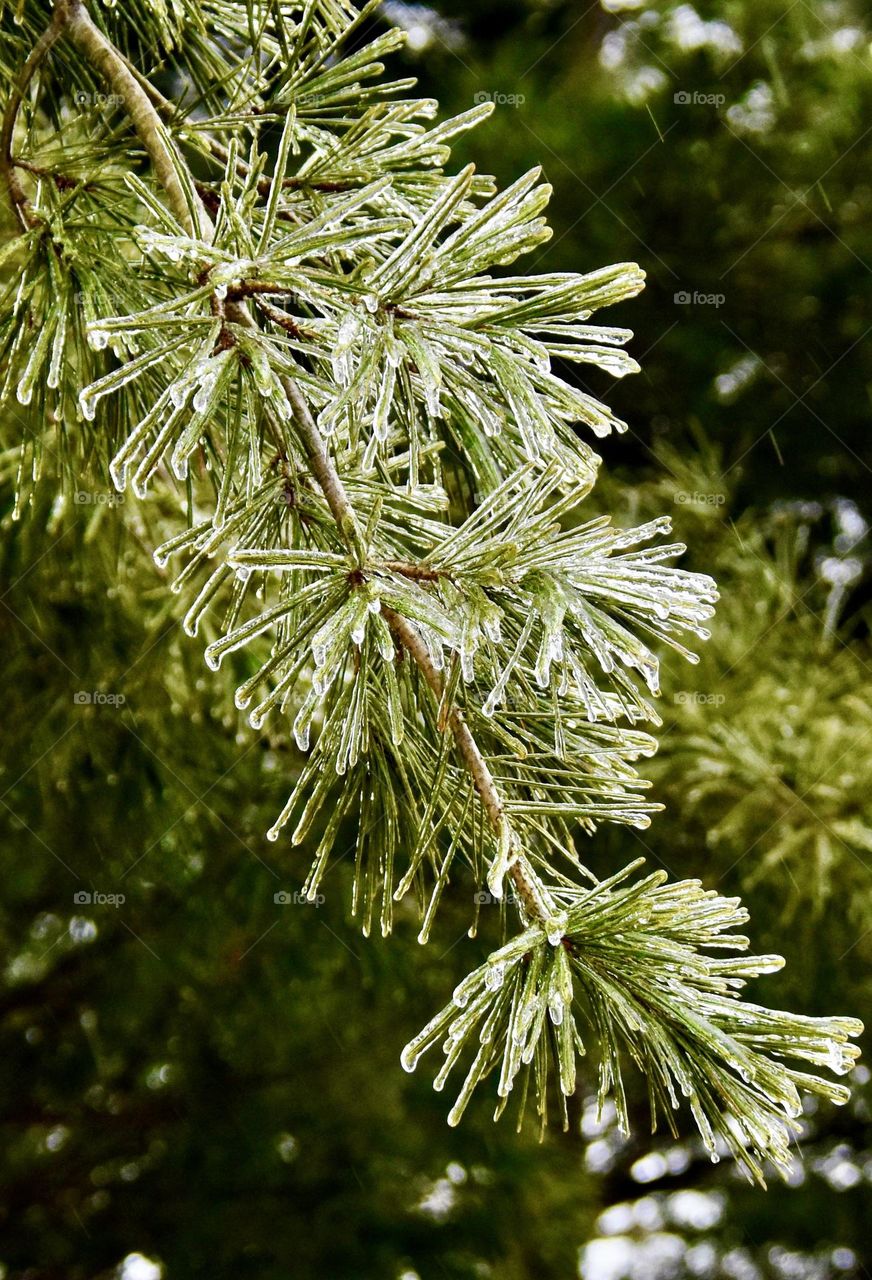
[0,0,862,1184]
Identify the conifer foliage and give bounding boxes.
[0,0,861,1181]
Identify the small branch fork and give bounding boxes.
[2,0,560,931]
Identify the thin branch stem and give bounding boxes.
[0,7,66,229]
[382,606,559,924]
[380,560,443,582]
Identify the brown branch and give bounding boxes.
[380,560,443,582]
[0,6,67,229]
[254,297,309,339]
[382,606,559,924]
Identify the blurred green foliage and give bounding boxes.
[405,0,872,507]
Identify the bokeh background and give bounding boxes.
[2,1,872,1277]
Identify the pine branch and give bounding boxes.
[0,0,862,1167]
[42,0,559,932]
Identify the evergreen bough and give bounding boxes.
[0,0,862,1184]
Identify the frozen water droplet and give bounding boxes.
[234,688,251,710]
[549,994,564,1026]
[204,647,221,671]
[88,329,109,351]
[400,1045,419,1073]
[110,458,128,492]
[266,827,280,842]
